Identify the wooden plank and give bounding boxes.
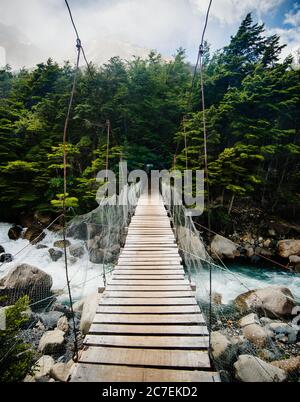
[111,275,185,280]
[70,364,220,382]
[100,297,197,305]
[103,291,195,298]
[84,335,209,349]
[114,266,183,270]
[117,262,182,266]
[108,280,189,285]
[78,346,210,369]
[96,305,201,314]
[105,285,192,291]
[94,312,205,322]
[89,324,209,336]
[113,270,184,275]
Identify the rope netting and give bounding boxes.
[161,181,300,382]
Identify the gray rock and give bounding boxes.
[38,311,64,329]
[48,248,63,262]
[89,248,105,264]
[212,292,222,305]
[0,245,4,254]
[0,264,52,304]
[36,244,48,249]
[38,329,65,354]
[234,286,296,318]
[210,235,240,260]
[23,225,45,244]
[234,354,287,382]
[267,322,299,343]
[69,243,85,258]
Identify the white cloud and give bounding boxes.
[191,0,284,24]
[284,4,300,27]
[0,0,295,69]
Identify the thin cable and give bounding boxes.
[62,38,81,364]
[64,0,93,76]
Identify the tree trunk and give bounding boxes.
[228,193,235,215]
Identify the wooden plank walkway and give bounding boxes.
[70,191,220,382]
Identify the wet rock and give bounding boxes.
[38,311,64,330]
[69,243,85,258]
[234,355,287,382]
[89,248,105,264]
[57,316,69,333]
[234,286,296,318]
[0,245,4,254]
[34,211,53,226]
[23,224,45,244]
[278,239,300,258]
[0,264,52,304]
[48,248,63,262]
[50,360,73,382]
[34,355,55,382]
[8,225,23,240]
[210,331,239,369]
[0,253,13,263]
[53,240,71,249]
[38,329,65,354]
[289,255,300,272]
[36,244,48,249]
[210,235,240,260]
[246,247,254,258]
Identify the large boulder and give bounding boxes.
[38,329,65,354]
[239,313,270,347]
[89,248,105,264]
[56,315,69,333]
[234,286,296,318]
[210,235,240,260]
[8,225,23,240]
[80,292,99,335]
[277,240,300,258]
[0,264,52,304]
[234,355,287,382]
[38,311,64,330]
[23,224,45,244]
[210,331,239,369]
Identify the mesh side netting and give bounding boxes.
[161,181,300,382]
[0,181,141,309]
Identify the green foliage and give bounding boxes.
[0,13,299,221]
[0,296,35,382]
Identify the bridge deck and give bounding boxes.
[70,192,220,382]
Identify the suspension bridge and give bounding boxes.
[70,190,220,382]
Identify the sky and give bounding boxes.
[0,0,299,69]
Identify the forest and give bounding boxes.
[0,13,299,229]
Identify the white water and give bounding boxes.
[193,262,300,305]
[0,223,104,303]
